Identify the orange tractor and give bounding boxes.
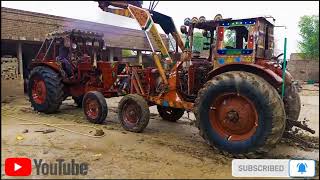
[94,1,306,157]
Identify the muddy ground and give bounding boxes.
[1,80,319,179]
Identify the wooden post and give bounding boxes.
[17,42,23,79]
[109,47,114,62]
[137,50,142,64]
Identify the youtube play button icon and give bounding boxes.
[15,163,22,171]
[5,158,32,176]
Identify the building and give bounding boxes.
[287,53,319,82]
[1,7,169,81]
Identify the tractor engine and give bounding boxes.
[177,59,213,102]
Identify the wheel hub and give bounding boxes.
[85,98,99,119]
[209,93,258,141]
[129,110,135,116]
[123,100,141,125]
[226,110,239,123]
[32,78,47,104]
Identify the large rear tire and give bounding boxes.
[28,66,64,113]
[194,71,286,157]
[118,94,150,133]
[157,105,184,122]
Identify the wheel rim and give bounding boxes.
[122,100,141,126]
[209,93,258,141]
[31,77,47,104]
[84,98,99,119]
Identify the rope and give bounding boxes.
[2,112,105,138]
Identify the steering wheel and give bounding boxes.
[272,53,284,62]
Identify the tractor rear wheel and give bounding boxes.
[194,71,286,157]
[83,91,108,124]
[157,105,184,122]
[28,66,64,113]
[73,95,84,107]
[283,83,301,130]
[118,94,150,132]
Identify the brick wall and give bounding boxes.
[1,57,19,80]
[287,60,319,82]
[1,7,168,51]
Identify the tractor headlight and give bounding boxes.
[191,17,199,24]
[184,18,191,26]
[199,16,206,23]
[86,41,92,46]
[72,43,77,49]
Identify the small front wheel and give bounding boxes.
[118,94,150,132]
[157,105,184,122]
[83,91,108,124]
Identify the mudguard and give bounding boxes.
[207,62,293,88]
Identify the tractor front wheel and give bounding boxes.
[28,66,64,113]
[83,91,108,124]
[194,71,286,157]
[118,94,150,132]
[157,105,184,122]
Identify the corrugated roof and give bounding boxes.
[1,7,169,51]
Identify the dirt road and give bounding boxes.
[1,85,319,179]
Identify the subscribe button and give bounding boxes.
[232,159,316,178]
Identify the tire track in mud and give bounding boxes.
[2,99,319,162]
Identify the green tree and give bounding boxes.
[298,15,319,60]
[224,29,236,48]
[122,49,134,57]
[192,32,204,52]
[180,32,205,52]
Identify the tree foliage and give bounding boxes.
[298,15,319,60]
[224,30,236,48]
[180,32,205,52]
[122,49,134,57]
[192,32,204,52]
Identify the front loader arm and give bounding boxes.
[96,1,187,85]
[97,1,135,17]
[97,1,185,51]
[97,1,170,85]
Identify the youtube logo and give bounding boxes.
[5,158,32,176]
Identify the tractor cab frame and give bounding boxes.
[29,29,133,98]
[187,17,276,64]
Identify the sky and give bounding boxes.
[2,1,319,56]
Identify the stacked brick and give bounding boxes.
[1,57,19,80]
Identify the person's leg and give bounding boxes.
[60,58,73,77]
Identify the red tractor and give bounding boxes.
[28,1,308,157]
[28,29,135,123]
[94,1,306,157]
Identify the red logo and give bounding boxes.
[5,158,32,176]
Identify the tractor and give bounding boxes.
[28,29,135,123]
[28,1,306,157]
[93,1,306,157]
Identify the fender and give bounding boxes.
[29,61,72,82]
[207,63,293,88]
[29,61,62,73]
